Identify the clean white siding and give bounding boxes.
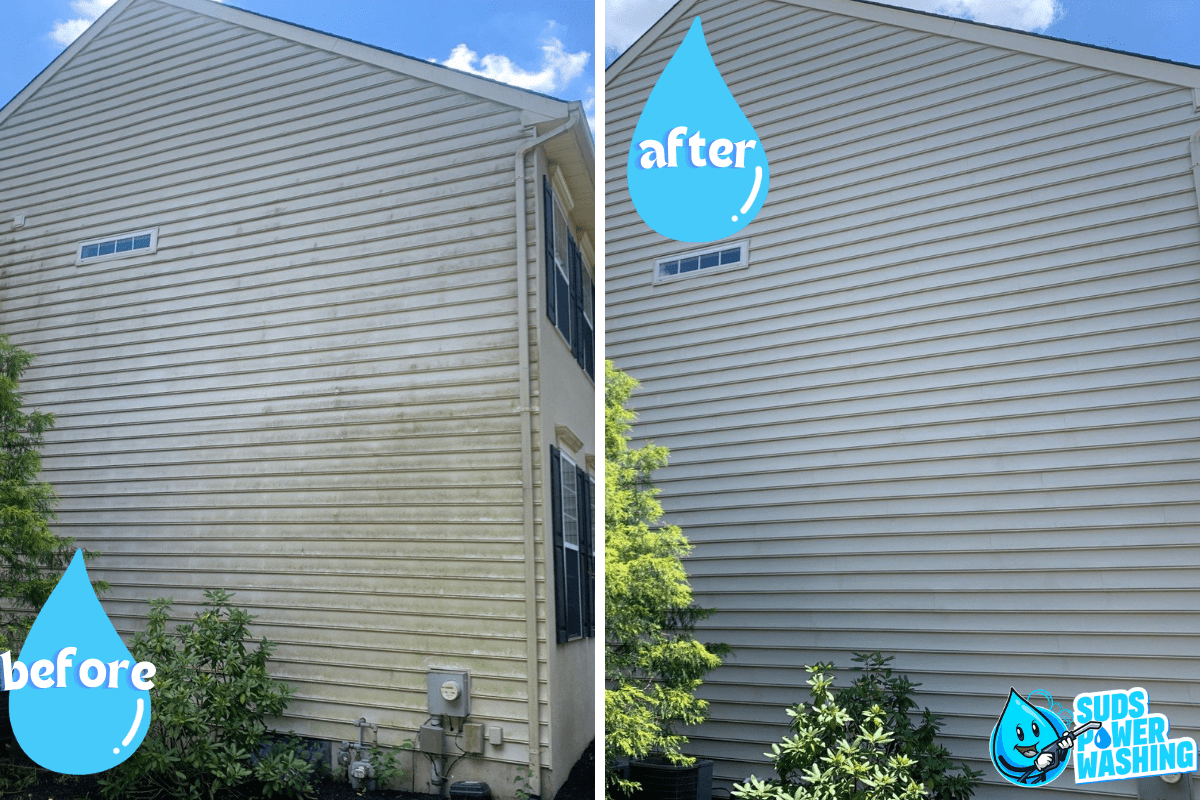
[606,2,1200,798]
[0,0,553,779]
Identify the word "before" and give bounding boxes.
[638,127,757,170]
[2,648,155,691]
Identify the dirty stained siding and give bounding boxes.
[0,0,563,791]
[605,1,1200,799]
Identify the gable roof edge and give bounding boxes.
[0,0,137,130]
[159,0,572,119]
[815,0,1200,90]
[607,0,1200,91]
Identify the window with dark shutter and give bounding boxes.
[550,444,593,644]
[544,177,594,381]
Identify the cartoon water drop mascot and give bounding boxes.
[989,689,1102,786]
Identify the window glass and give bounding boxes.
[656,242,749,282]
[554,203,569,276]
[78,229,157,264]
[561,455,578,548]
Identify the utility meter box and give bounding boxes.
[427,669,470,716]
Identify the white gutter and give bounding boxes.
[514,111,580,798]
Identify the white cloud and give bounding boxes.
[441,37,590,94]
[604,0,1061,61]
[50,18,94,47]
[880,0,1061,31]
[50,0,222,47]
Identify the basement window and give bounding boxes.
[655,240,749,284]
[76,228,158,266]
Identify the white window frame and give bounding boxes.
[76,227,159,266]
[654,239,749,285]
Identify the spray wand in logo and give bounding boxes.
[1028,720,1103,775]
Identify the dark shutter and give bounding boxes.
[577,467,594,639]
[569,236,585,369]
[550,446,568,644]
[543,176,556,327]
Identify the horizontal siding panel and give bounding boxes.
[605,0,1200,797]
[0,0,562,766]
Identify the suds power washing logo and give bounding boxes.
[989,687,1196,787]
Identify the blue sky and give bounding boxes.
[606,0,1200,68]
[0,0,596,122]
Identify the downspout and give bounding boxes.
[514,111,580,798]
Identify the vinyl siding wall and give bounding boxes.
[0,0,561,789]
[605,3,1200,798]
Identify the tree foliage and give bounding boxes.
[605,362,724,796]
[0,336,82,653]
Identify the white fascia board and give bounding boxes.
[606,0,1200,91]
[567,101,596,186]
[0,0,138,129]
[158,0,572,119]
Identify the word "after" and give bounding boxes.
[638,127,757,169]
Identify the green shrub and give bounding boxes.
[733,653,980,800]
[99,589,314,800]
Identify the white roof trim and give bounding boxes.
[1,0,572,130]
[607,0,1200,90]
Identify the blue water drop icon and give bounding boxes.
[1094,724,1112,749]
[9,550,151,774]
[989,689,1071,786]
[627,17,770,243]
